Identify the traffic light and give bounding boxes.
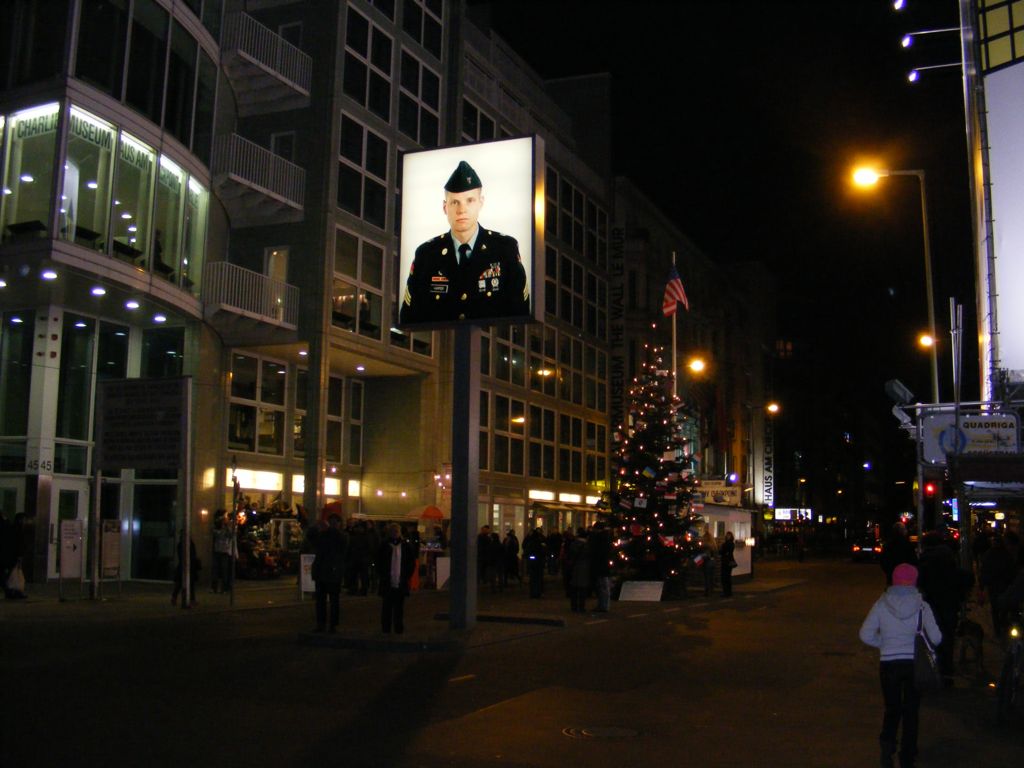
[924,481,937,498]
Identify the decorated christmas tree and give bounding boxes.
[600,343,702,583]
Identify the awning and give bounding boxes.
[409,505,445,520]
[529,501,598,515]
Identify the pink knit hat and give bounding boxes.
[892,563,918,586]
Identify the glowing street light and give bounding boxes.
[766,402,780,415]
[918,332,935,349]
[687,357,706,374]
[852,166,939,403]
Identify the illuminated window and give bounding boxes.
[332,227,385,340]
[1,103,59,241]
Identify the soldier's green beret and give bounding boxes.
[444,161,482,192]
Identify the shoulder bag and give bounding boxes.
[914,607,942,693]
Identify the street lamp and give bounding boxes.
[852,166,940,403]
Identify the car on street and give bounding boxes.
[851,535,882,561]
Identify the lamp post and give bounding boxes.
[852,167,940,404]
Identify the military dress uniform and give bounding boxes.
[400,226,530,323]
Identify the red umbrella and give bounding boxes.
[419,505,444,520]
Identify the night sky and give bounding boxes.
[471,0,974,503]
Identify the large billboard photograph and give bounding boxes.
[398,136,543,328]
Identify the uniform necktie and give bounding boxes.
[459,243,470,264]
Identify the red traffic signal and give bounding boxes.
[924,482,937,498]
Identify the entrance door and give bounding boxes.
[47,477,90,580]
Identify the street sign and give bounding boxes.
[921,412,1019,464]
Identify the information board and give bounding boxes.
[60,519,84,579]
[618,581,664,602]
[96,378,189,470]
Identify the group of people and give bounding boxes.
[307,517,419,635]
[493,523,615,612]
[859,521,1024,768]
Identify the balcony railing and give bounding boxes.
[223,12,312,95]
[214,133,305,208]
[203,261,299,327]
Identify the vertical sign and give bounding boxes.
[762,416,774,508]
[60,519,84,578]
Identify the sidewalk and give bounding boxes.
[1,561,807,651]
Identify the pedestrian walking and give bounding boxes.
[312,514,348,633]
[589,522,612,612]
[2,513,27,600]
[376,523,417,634]
[880,522,918,586]
[523,527,546,598]
[546,529,562,575]
[567,527,591,612]
[720,531,736,597]
[211,512,236,593]
[701,525,718,598]
[917,529,966,685]
[346,520,372,595]
[502,528,520,588]
[859,563,941,768]
[979,533,1019,636]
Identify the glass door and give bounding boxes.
[47,478,90,579]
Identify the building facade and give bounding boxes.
[0,0,771,586]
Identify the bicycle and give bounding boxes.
[996,608,1023,723]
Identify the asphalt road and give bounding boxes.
[3,559,1022,767]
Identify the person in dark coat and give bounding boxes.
[346,520,371,595]
[376,523,417,634]
[589,522,612,612]
[523,528,546,598]
[312,514,348,633]
[567,528,591,612]
[502,529,521,588]
[916,529,964,684]
[399,161,530,324]
[980,534,1019,636]
[171,534,200,608]
[720,531,736,597]
[880,522,918,585]
[546,530,563,575]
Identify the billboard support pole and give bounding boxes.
[450,324,480,630]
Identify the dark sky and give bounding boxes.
[472,0,975,406]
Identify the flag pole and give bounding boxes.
[671,250,678,398]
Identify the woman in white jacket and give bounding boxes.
[860,563,941,768]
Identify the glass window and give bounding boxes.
[348,423,362,465]
[56,314,95,440]
[350,380,364,420]
[165,20,197,146]
[125,0,169,124]
[141,327,183,377]
[1,103,59,241]
[327,377,344,417]
[153,156,185,282]
[76,0,129,98]
[181,177,207,296]
[231,354,258,399]
[228,403,255,451]
[62,107,116,252]
[257,408,283,454]
[111,133,156,269]
[193,51,216,165]
[335,228,359,276]
[261,360,286,405]
[0,312,34,436]
[326,420,342,462]
[9,0,68,86]
[131,484,177,580]
[331,277,358,331]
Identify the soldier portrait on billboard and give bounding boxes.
[399,160,530,324]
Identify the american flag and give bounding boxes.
[662,264,690,316]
